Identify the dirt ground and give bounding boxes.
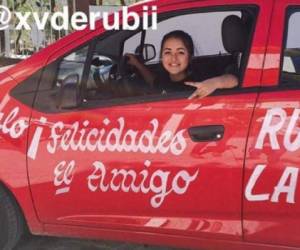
[14,235,185,250]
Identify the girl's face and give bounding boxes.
[161,37,190,81]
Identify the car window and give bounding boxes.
[34,45,89,112]
[280,10,300,85]
[85,36,149,102]
[32,6,257,113]
[123,32,142,55]
[144,11,241,64]
[86,8,256,105]
[56,46,88,87]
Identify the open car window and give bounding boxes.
[144,11,241,64]
[32,6,257,113]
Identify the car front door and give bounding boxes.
[27,0,271,242]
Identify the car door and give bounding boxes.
[244,0,300,248]
[27,0,271,241]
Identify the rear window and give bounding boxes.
[280,10,300,85]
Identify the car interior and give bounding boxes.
[11,7,258,113]
[83,7,257,104]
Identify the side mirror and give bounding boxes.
[57,74,80,109]
[135,44,156,62]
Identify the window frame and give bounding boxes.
[14,4,259,114]
[82,5,258,109]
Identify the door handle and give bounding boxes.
[188,125,224,142]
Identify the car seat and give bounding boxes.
[221,15,249,78]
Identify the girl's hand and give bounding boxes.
[185,79,219,99]
[124,53,155,86]
[185,74,238,99]
[125,53,141,68]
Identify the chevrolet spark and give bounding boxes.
[0,0,300,249]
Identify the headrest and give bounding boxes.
[222,15,247,54]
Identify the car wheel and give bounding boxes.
[0,186,25,250]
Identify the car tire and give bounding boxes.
[0,186,25,250]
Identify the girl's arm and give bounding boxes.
[185,74,238,99]
[126,54,156,87]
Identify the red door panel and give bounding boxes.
[28,93,256,240]
[244,91,300,247]
[244,0,300,247]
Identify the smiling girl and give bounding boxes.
[127,30,238,99]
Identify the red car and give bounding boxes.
[0,0,300,249]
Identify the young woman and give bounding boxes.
[126,30,238,99]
